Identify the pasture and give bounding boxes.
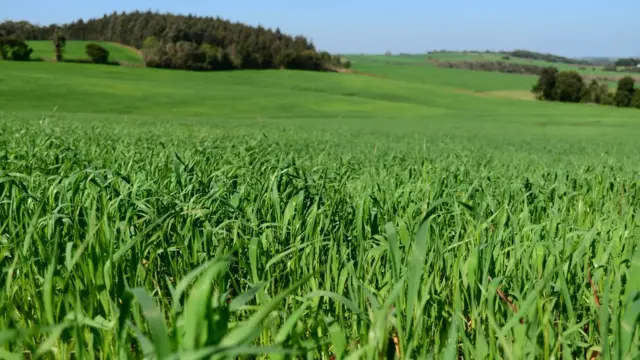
[27,40,143,65]
[0,57,639,359]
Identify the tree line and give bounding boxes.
[532,67,640,108]
[0,11,350,71]
[614,58,640,68]
[434,60,544,75]
[427,50,592,65]
[505,50,591,65]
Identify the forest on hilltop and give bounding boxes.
[0,11,350,71]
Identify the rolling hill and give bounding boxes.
[0,54,639,359]
[26,40,143,64]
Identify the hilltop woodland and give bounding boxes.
[533,67,640,109]
[0,11,351,71]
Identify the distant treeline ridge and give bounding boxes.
[0,11,351,71]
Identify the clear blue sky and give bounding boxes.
[4,0,639,57]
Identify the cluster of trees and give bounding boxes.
[614,58,640,67]
[141,36,349,71]
[533,67,640,108]
[0,11,349,72]
[435,60,544,75]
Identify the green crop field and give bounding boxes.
[27,40,143,65]
[0,58,639,359]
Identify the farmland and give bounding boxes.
[0,53,639,360]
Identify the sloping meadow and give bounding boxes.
[0,112,639,359]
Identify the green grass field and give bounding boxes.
[0,58,639,359]
[27,40,143,64]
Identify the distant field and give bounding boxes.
[0,59,639,359]
[347,54,538,92]
[363,52,639,78]
[27,40,142,64]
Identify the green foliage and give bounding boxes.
[438,60,543,75]
[0,12,348,72]
[27,40,142,64]
[52,30,66,62]
[532,67,558,100]
[85,43,109,64]
[507,49,591,65]
[552,71,584,103]
[0,105,639,359]
[1,56,640,359]
[615,76,635,107]
[581,80,610,104]
[614,57,640,67]
[630,90,640,108]
[142,35,158,50]
[0,37,33,61]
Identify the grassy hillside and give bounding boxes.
[27,40,142,64]
[348,54,538,93]
[1,60,639,359]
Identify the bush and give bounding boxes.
[631,91,640,109]
[85,43,109,64]
[200,43,232,70]
[52,30,66,62]
[552,71,585,103]
[501,55,511,60]
[614,77,635,107]
[532,67,559,100]
[581,80,610,104]
[0,38,33,61]
[601,93,615,106]
[276,49,322,71]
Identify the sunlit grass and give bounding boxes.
[0,111,638,359]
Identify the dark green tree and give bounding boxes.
[52,30,66,61]
[631,91,640,109]
[581,80,610,104]
[532,67,559,100]
[552,71,585,103]
[85,43,110,64]
[614,77,635,107]
[0,38,33,60]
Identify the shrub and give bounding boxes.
[603,64,617,72]
[52,30,66,62]
[581,80,610,104]
[552,71,585,103]
[0,38,33,61]
[532,67,559,100]
[631,91,640,109]
[614,77,635,107]
[601,93,615,106]
[200,43,231,70]
[142,36,159,50]
[85,43,109,64]
[276,50,322,71]
[501,55,511,60]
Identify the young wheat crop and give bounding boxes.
[0,114,638,359]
